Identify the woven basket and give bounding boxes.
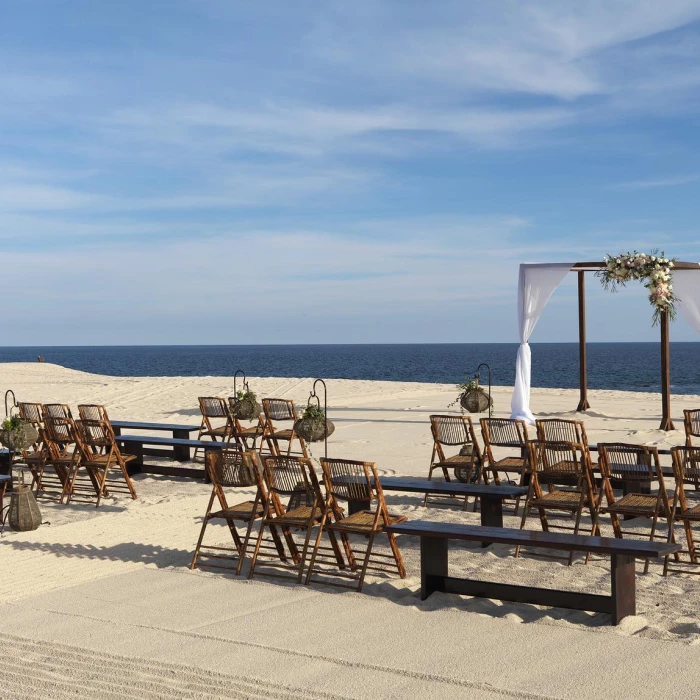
[294,417,336,443]
[230,396,261,421]
[0,422,39,451]
[8,472,41,531]
[460,388,491,414]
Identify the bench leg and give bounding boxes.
[611,554,636,624]
[421,536,448,601]
[172,430,191,461]
[479,495,503,548]
[122,443,144,475]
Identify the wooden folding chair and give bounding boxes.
[424,415,485,509]
[42,416,101,505]
[480,417,529,514]
[195,397,233,460]
[597,443,674,573]
[76,419,138,506]
[248,454,343,583]
[261,399,308,458]
[536,418,600,477]
[516,441,599,565]
[307,458,406,591]
[664,446,700,575]
[227,397,265,451]
[17,402,49,479]
[191,448,285,574]
[684,409,700,447]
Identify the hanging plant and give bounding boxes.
[294,403,335,443]
[230,388,262,421]
[0,415,38,451]
[597,250,676,326]
[449,377,493,413]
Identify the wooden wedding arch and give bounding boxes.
[572,261,700,431]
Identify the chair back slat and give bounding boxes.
[198,397,229,419]
[671,445,700,483]
[480,418,528,448]
[262,399,297,422]
[599,443,658,481]
[261,455,314,496]
[78,404,110,423]
[76,419,112,451]
[321,458,374,504]
[206,448,257,487]
[44,403,73,419]
[684,409,700,444]
[17,402,44,425]
[530,441,582,480]
[430,415,473,446]
[43,415,76,444]
[536,419,586,446]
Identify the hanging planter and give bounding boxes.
[294,403,335,443]
[450,377,492,414]
[230,390,261,421]
[8,470,41,531]
[0,416,38,451]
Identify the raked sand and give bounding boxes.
[1,362,699,699]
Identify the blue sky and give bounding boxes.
[2,0,700,345]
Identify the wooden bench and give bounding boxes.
[385,520,681,624]
[115,435,229,479]
[111,421,200,461]
[345,477,527,546]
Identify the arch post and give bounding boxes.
[659,310,674,431]
[576,270,590,412]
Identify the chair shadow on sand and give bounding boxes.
[0,539,192,568]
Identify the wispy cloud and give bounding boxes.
[609,175,700,190]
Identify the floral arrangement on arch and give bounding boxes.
[597,250,676,325]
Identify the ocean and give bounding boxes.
[0,343,699,394]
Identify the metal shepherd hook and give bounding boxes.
[309,378,328,460]
[475,363,492,419]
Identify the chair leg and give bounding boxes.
[387,532,406,578]
[296,520,317,584]
[190,507,213,570]
[356,532,377,592]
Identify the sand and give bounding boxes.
[1,362,699,699]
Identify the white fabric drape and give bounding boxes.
[510,263,573,424]
[674,269,700,333]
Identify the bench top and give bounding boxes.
[111,421,200,433]
[114,435,228,449]
[385,521,681,558]
[375,476,527,499]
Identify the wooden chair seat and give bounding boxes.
[327,510,407,532]
[530,490,588,510]
[268,504,326,526]
[605,493,659,515]
[236,426,261,435]
[493,456,526,472]
[267,429,294,441]
[83,453,138,467]
[210,500,264,520]
[202,426,229,438]
[434,455,474,468]
[674,502,700,520]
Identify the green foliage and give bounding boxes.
[301,403,326,422]
[236,389,257,401]
[2,415,22,433]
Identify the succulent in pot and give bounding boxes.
[230,388,261,421]
[0,415,39,451]
[294,403,335,443]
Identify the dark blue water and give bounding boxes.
[0,343,699,394]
